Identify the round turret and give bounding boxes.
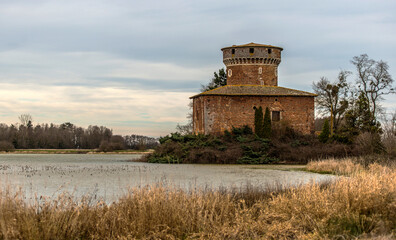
[221,43,283,86]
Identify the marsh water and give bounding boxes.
[0,154,335,203]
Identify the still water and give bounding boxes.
[0,154,335,203]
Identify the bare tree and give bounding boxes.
[312,70,351,132]
[18,114,33,126]
[380,111,396,155]
[351,54,395,121]
[176,100,193,135]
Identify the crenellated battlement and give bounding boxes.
[223,57,281,66]
[221,42,283,86]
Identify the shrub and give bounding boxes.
[263,107,272,139]
[147,154,180,163]
[355,132,385,155]
[0,141,14,152]
[319,119,330,143]
[98,140,112,152]
[254,106,264,137]
[98,139,125,152]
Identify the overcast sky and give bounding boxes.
[0,0,395,137]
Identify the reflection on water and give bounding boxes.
[0,154,336,203]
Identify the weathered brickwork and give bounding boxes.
[222,43,282,87]
[191,43,316,136]
[193,95,315,135]
[226,65,278,86]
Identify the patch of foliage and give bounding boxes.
[146,126,279,164]
[263,107,272,139]
[254,106,264,138]
[0,141,15,152]
[237,142,278,164]
[201,68,227,92]
[319,119,330,143]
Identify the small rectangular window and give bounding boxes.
[272,111,280,122]
[249,48,254,53]
[231,49,235,54]
[268,49,272,54]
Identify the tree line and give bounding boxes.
[0,115,158,151]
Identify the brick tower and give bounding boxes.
[191,43,316,135]
[222,43,283,86]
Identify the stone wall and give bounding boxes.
[193,95,315,135]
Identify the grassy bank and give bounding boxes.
[307,156,395,175]
[144,128,365,164]
[0,149,152,154]
[0,157,395,239]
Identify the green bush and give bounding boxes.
[319,119,330,143]
[263,107,272,139]
[147,127,279,164]
[254,106,264,137]
[145,123,368,165]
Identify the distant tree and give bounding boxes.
[312,70,350,133]
[336,92,382,144]
[176,121,193,135]
[254,106,264,138]
[110,135,126,150]
[263,107,272,139]
[98,135,125,152]
[348,92,381,133]
[319,119,330,143]
[201,68,227,92]
[124,134,159,150]
[98,140,112,152]
[176,101,193,135]
[18,114,32,126]
[0,140,15,152]
[351,54,395,122]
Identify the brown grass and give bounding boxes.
[306,157,365,175]
[0,158,395,239]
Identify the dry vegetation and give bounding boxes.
[306,158,365,175]
[0,158,395,239]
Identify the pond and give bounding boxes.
[0,154,336,203]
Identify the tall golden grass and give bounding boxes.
[0,158,395,239]
[306,157,364,175]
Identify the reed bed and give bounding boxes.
[0,158,395,239]
[306,157,364,175]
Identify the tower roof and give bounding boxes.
[221,42,283,51]
[190,85,316,99]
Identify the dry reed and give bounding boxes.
[306,157,365,175]
[0,158,394,239]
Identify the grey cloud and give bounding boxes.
[0,0,395,135]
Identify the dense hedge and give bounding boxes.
[144,126,363,164]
